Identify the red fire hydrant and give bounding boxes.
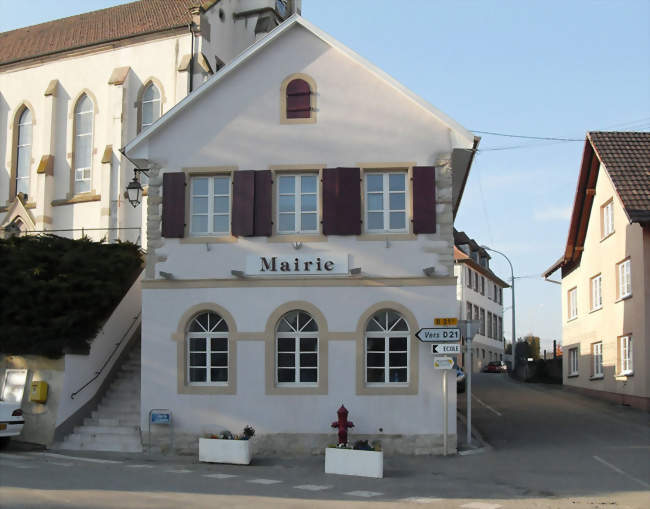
[331,405,354,446]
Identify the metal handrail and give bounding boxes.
[70,312,141,399]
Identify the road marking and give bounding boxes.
[460,503,502,509]
[165,469,192,474]
[48,461,73,467]
[294,484,332,491]
[28,452,122,464]
[458,447,487,456]
[13,465,34,469]
[126,464,154,468]
[204,473,238,479]
[247,478,283,485]
[0,453,34,461]
[345,490,382,498]
[472,395,503,416]
[593,455,650,489]
[402,497,442,504]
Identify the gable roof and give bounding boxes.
[543,131,650,278]
[123,14,476,158]
[0,0,218,67]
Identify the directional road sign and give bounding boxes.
[431,343,461,355]
[416,328,460,342]
[433,357,454,369]
[434,318,458,326]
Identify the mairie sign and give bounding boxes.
[416,328,460,342]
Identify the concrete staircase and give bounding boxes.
[59,345,143,452]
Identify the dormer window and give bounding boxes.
[281,74,316,124]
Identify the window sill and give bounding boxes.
[616,371,634,378]
[268,233,327,243]
[567,316,578,323]
[181,235,238,244]
[615,294,632,303]
[358,232,415,241]
[600,231,614,242]
[52,193,101,207]
[589,306,603,314]
[589,374,604,381]
[567,373,579,378]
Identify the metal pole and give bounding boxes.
[466,322,472,446]
[443,370,448,456]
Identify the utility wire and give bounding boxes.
[471,130,583,142]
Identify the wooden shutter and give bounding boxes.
[162,172,185,238]
[231,170,255,236]
[253,170,272,236]
[322,167,361,235]
[286,79,311,119]
[412,166,436,234]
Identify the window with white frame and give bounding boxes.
[480,308,485,335]
[591,274,602,311]
[473,304,479,321]
[487,311,493,338]
[365,310,409,384]
[620,335,632,374]
[365,172,408,233]
[569,347,579,375]
[277,174,318,233]
[73,94,94,194]
[466,267,472,288]
[473,272,479,292]
[481,276,485,295]
[617,259,631,299]
[276,310,318,384]
[15,107,32,198]
[592,342,603,377]
[140,82,161,132]
[187,312,229,384]
[190,175,231,236]
[466,301,473,320]
[497,316,502,340]
[568,287,577,320]
[601,199,614,238]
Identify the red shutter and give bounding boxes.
[412,166,436,234]
[286,79,311,119]
[322,167,361,235]
[162,172,185,238]
[231,170,255,236]
[253,170,272,236]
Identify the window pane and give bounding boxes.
[389,193,405,210]
[279,194,295,213]
[301,194,316,212]
[213,196,229,213]
[278,214,295,232]
[301,213,317,231]
[278,337,295,351]
[367,194,383,211]
[389,368,407,382]
[75,180,90,194]
[191,215,208,233]
[389,353,407,366]
[301,319,318,333]
[391,319,408,332]
[213,215,229,233]
[283,311,299,331]
[192,197,208,214]
[367,352,385,367]
[214,176,229,195]
[278,369,295,383]
[389,212,405,230]
[211,368,228,382]
[366,319,382,332]
[189,337,206,349]
[389,337,407,351]
[301,175,317,193]
[142,101,154,126]
[190,353,206,366]
[211,353,228,366]
[368,212,383,230]
[389,174,405,191]
[300,368,317,382]
[279,176,295,194]
[366,174,382,192]
[17,149,30,177]
[367,368,384,383]
[300,353,317,367]
[278,353,295,367]
[76,112,92,135]
[192,177,209,195]
[211,337,227,350]
[367,337,384,351]
[75,136,91,167]
[190,368,206,382]
[387,311,402,330]
[300,337,317,351]
[198,313,210,330]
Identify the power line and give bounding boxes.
[471,130,583,142]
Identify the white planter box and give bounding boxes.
[325,447,383,478]
[199,438,251,465]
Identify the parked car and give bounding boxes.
[483,361,508,373]
[0,401,24,447]
[455,364,466,393]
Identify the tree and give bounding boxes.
[521,334,541,360]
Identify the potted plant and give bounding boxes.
[199,425,255,465]
[324,406,383,478]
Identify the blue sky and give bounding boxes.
[2,0,649,351]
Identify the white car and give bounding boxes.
[0,401,24,444]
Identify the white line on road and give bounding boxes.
[247,478,283,485]
[204,473,238,479]
[471,395,502,416]
[294,484,332,491]
[0,453,34,461]
[165,469,192,474]
[48,461,74,466]
[345,490,383,498]
[402,497,442,504]
[28,452,122,464]
[460,503,503,509]
[593,455,650,489]
[126,464,155,468]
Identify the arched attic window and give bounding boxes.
[140,82,161,132]
[286,78,312,119]
[15,107,33,198]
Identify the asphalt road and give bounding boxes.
[0,374,648,508]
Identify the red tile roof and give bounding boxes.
[588,131,650,224]
[0,0,217,67]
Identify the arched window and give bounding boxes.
[276,310,318,384]
[15,108,32,198]
[140,82,161,132]
[187,311,229,384]
[365,310,409,384]
[73,94,94,194]
[285,78,312,119]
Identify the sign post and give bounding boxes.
[458,320,480,446]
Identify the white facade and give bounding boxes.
[126,17,478,454]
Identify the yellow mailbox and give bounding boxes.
[30,381,48,403]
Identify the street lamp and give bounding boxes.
[481,245,517,374]
[125,168,150,208]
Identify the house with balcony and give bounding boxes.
[544,132,650,411]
